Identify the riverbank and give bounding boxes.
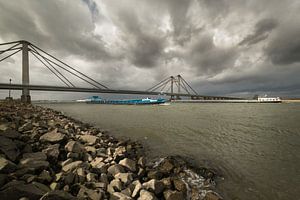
[0,101,222,200]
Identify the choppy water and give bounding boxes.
[43,103,300,200]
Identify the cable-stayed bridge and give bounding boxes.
[0,40,240,102]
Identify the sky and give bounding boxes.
[0,0,300,100]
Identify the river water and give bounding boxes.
[43,103,300,200]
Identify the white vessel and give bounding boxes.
[257,95,281,103]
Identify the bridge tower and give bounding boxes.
[21,41,31,103]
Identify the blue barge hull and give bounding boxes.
[86,96,166,105]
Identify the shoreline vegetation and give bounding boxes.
[0,101,222,200]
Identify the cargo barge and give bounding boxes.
[77,96,166,105]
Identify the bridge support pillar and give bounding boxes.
[21,41,31,103]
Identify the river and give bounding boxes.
[43,102,300,200]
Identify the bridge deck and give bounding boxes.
[0,83,240,100]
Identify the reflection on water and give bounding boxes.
[43,103,300,200]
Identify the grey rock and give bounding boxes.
[0,129,21,139]
[159,159,174,174]
[108,179,123,192]
[0,182,48,200]
[80,135,98,145]
[86,172,97,182]
[138,190,157,200]
[108,164,125,176]
[85,146,97,155]
[64,172,75,185]
[114,172,133,185]
[49,182,60,190]
[131,180,142,198]
[173,178,187,193]
[19,152,49,170]
[65,141,84,153]
[61,158,73,167]
[0,156,17,173]
[137,157,146,167]
[0,174,7,188]
[163,190,184,200]
[119,158,136,172]
[77,185,103,200]
[42,144,60,159]
[23,152,47,160]
[0,136,19,161]
[40,190,76,200]
[142,179,164,195]
[161,177,172,189]
[39,170,52,183]
[40,128,65,143]
[18,122,33,132]
[62,161,83,172]
[19,158,49,170]
[110,192,132,200]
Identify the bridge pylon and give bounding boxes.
[147,74,198,100]
[21,41,31,103]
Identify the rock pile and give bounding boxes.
[0,101,222,200]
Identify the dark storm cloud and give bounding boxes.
[239,18,278,46]
[265,19,300,65]
[0,0,300,98]
[186,34,238,75]
[0,0,111,61]
[108,4,166,68]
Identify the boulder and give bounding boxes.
[142,179,164,195]
[119,158,136,172]
[161,177,172,189]
[173,178,187,193]
[114,172,133,185]
[138,190,157,200]
[40,190,76,200]
[0,136,19,161]
[77,185,103,200]
[18,122,33,132]
[23,152,47,160]
[204,192,222,200]
[0,156,17,173]
[19,152,49,170]
[108,164,125,176]
[86,172,97,182]
[38,170,52,183]
[159,159,174,174]
[0,129,21,139]
[40,129,65,143]
[65,141,84,153]
[131,180,142,198]
[137,157,146,167]
[111,192,132,200]
[79,135,98,145]
[163,190,184,200]
[42,144,60,160]
[0,181,48,200]
[62,161,83,172]
[0,174,7,188]
[108,179,123,192]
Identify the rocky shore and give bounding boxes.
[0,101,222,200]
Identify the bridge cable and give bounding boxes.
[0,43,21,55]
[0,49,22,62]
[0,41,22,46]
[146,76,171,91]
[29,43,109,89]
[29,45,101,89]
[30,51,72,87]
[180,76,198,95]
[30,48,75,87]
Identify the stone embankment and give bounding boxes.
[0,101,222,200]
